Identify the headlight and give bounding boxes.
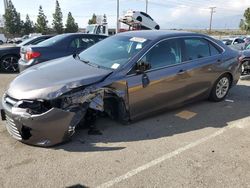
[15,100,52,115]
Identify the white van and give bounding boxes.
[0,34,7,44]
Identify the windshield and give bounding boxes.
[86,25,96,34]
[36,34,65,46]
[79,35,150,70]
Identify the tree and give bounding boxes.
[22,14,34,35]
[88,14,97,25]
[65,12,79,33]
[244,8,250,31]
[52,0,64,34]
[240,8,250,32]
[3,0,22,36]
[35,6,48,34]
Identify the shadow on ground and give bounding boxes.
[55,84,250,152]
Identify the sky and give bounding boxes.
[0,0,249,29]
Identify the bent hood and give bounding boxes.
[7,56,112,100]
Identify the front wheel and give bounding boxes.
[241,61,250,75]
[209,74,231,102]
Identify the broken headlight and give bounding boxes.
[16,100,52,115]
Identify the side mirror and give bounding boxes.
[136,60,151,74]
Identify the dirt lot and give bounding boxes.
[0,73,250,188]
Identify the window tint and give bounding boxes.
[235,38,244,44]
[184,38,210,61]
[69,37,96,49]
[143,39,183,69]
[36,34,65,46]
[209,43,220,56]
[30,38,47,45]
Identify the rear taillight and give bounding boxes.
[25,51,41,61]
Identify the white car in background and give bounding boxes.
[0,34,7,45]
[121,10,160,30]
[222,37,245,45]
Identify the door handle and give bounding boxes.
[177,69,186,75]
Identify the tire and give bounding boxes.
[155,25,160,30]
[0,40,3,45]
[137,16,142,22]
[209,74,231,102]
[0,55,19,73]
[241,61,250,75]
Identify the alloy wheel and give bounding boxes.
[1,56,19,72]
[215,77,230,99]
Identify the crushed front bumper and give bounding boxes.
[1,96,86,147]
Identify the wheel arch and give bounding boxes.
[0,53,20,60]
[103,92,130,123]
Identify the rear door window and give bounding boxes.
[209,43,221,56]
[184,38,210,61]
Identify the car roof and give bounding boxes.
[57,33,107,37]
[116,30,206,41]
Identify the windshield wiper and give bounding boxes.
[74,53,90,64]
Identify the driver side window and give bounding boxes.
[142,39,182,70]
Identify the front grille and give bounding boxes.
[5,115,22,140]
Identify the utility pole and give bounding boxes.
[116,0,120,33]
[209,7,216,33]
[4,0,8,11]
[146,0,148,13]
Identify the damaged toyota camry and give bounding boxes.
[1,31,241,147]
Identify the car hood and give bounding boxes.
[7,56,112,100]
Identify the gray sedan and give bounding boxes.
[1,31,241,147]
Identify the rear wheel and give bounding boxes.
[137,16,142,22]
[209,74,231,102]
[0,40,3,45]
[0,55,19,73]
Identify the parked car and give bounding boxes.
[222,37,245,45]
[239,50,250,75]
[243,37,250,49]
[18,33,107,72]
[0,33,7,45]
[1,31,241,147]
[0,35,53,73]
